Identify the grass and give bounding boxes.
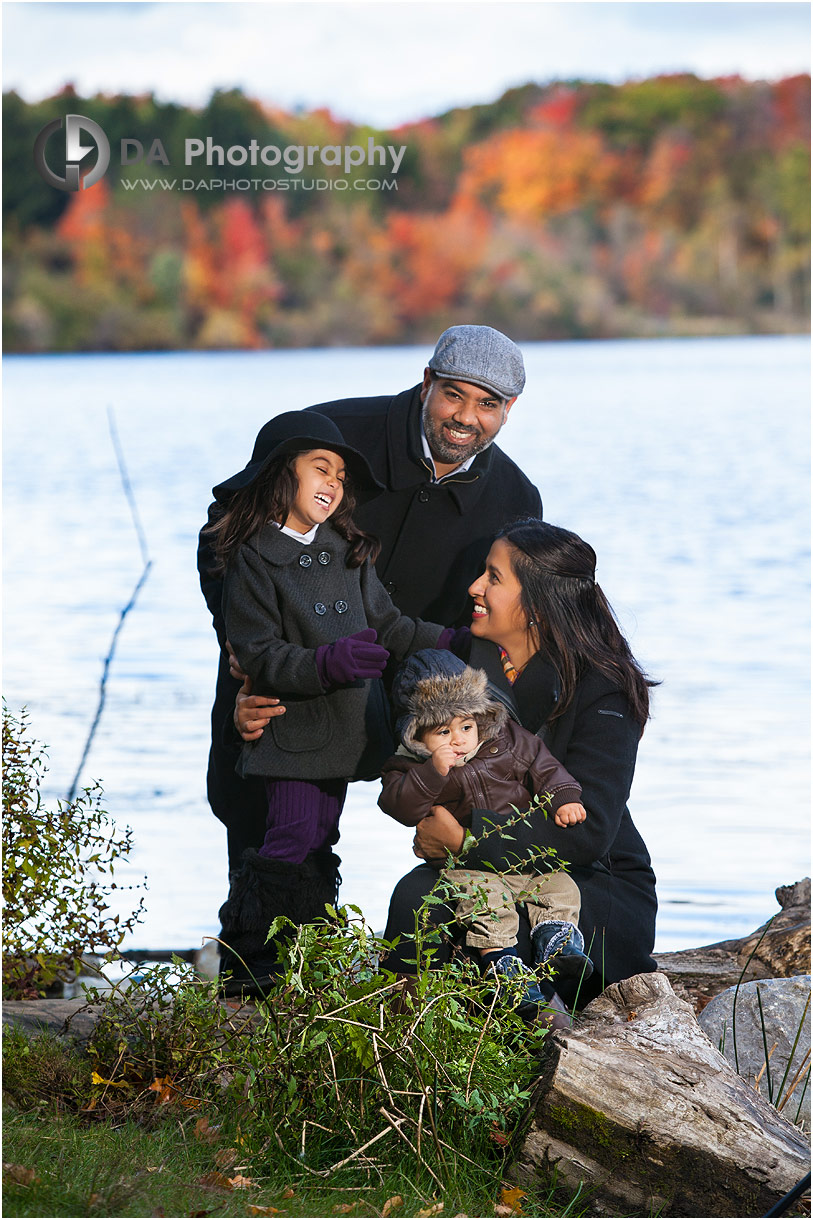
[1,1097,581,1219]
[4,1105,275,1218]
[2,907,596,1220]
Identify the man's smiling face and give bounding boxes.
[419,371,514,475]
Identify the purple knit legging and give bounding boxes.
[259,777,347,864]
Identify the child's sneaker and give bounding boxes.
[487,952,571,1028]
[531,920,594,981]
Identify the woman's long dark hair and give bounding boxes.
[205,451,380,572]
[497,519,658,728]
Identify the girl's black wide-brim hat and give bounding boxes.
[212,410,384,503]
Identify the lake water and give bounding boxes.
[3,336,810,955]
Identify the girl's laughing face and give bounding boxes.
[286,449,345,534]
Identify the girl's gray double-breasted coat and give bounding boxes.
[222,522,442,783]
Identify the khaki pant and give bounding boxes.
[441,868,581,950]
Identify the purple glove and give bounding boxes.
[316,628,390,689]
[436,625,471,655]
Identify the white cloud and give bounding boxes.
[3,1,809,125]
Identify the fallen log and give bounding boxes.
[511,972,810,1218]
[2,998,106,1043]
[655,879,810,1012]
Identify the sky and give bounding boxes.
[2,1,810,127]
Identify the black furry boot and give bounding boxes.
[218,848,341,997]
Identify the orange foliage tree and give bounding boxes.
[456,126,624,223]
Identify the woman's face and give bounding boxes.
[468,538,532,658]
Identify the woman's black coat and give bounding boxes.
[383,638,657,1004]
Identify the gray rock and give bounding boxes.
[194,939,221,980]
[699,975,811,1131]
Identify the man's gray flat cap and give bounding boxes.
[427,324,526,399]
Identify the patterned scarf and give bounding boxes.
[499,646,520,685]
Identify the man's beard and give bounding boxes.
[421,404,496,466]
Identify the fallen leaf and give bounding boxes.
[3,1163,37,1186]
[382,1196,403,1216]
[488,1126,510,1147]
[249,1208,282,1216]
[333,1206,358,1215]
[148,1076,178,1104]
[91,1071,128,1088]
[495,1207,513,1217]
[199,1171,233,1190]
[88,1194,101,1207]
[497,1188,526,1217]
[194,1116,221,1144]
[228,1174,255,1189]
[417,1206,444,1217]
[281,1187,295,1199]
[214,1147,239,1169]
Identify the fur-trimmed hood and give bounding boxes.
[391,649,509,759]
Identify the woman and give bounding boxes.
[381,519,658,1007]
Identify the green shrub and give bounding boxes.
[2,704,146,998]
[80,906,554,1195]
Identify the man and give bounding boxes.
[198,324,541,881]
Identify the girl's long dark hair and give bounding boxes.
[498,519,658,729]
[205,451,380,572]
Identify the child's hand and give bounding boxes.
[430,743,459,777]
[316,629,390,687]
[555,801,587,827]
[225,639,248,683]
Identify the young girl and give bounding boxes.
[206,410,445,995]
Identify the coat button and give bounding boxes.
[489,746,499,753]
[299,554,312,568]
[318,551,331,565]
[314,602,327,615]
[384,581,396,595]
[418,488,430,503]
[334,600,348,614]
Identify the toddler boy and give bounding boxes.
[379,650,594,1022]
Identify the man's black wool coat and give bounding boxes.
[307,384,542,625]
